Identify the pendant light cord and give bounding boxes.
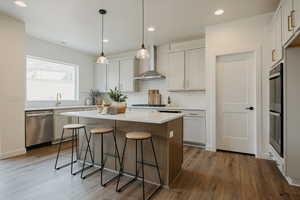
[101,13,104,55]
[142,0,145,47]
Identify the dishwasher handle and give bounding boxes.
[26,112,53,117]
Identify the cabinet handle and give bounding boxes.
[272,49,276,62]
[291,10,296,28]
[288,15,293,32]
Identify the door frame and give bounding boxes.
[206,46,263,158]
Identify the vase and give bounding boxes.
[113,102,127,114]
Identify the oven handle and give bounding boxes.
[269,73,281,80]
[270,111,281,117]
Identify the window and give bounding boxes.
[26,56,79,101]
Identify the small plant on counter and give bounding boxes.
[108,87,128,102]
[89,89,104,105]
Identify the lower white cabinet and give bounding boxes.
[128,108,206,146]
[53,108,95,142]
[183,112,206,145]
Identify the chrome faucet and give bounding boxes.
[56,92,62,106]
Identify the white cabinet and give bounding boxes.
[94,64,107,92]
[53,107,95,142]
[185,48,205,90]
[271,6,283,64]
[183,112,206,145]
[119,58,136,92]
[168,51,185,91]
[168,48,205,91]
[107,60,120,91]
[294,0,300,31]
[96,57,137,92]
[282,0,294,44]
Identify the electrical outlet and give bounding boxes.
[169,131,174,138]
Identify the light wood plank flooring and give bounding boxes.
[0,144,300,200]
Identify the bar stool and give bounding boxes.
[81,127,121,187]
[116,132,162,200]
[54,124,93,175]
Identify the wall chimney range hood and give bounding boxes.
[134,46,166,80]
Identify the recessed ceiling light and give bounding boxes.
[14,1,27,8]
[103,39,109,43]
[214,9,224,16]
[147,26,155,32]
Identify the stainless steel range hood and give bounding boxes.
[134,46,166,80]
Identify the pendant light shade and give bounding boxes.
[96,52,108,64]
[136,0,150,59]
[96,9,108,64]
[136,44,150,59]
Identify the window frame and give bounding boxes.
[26,55,80,102]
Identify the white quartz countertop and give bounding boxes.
[25,105,96,111]
[128,105,206,111]
[61,110,184,124]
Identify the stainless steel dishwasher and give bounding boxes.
[25,110,54,148]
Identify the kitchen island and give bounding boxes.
[61,110,184,187]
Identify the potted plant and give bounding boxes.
[89,89,103,105]
[108,87,128,113]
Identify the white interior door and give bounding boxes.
[216,52,256,154]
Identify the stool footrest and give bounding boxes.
[55,160,77,170]
[72,164,93,176]
[137,161,157,168]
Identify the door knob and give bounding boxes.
[246,106,254,111]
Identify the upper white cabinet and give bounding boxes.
[282,0,294,44]
[107,60,120,91]
[271,6,283,64]
[294,0,300,31]
[168,51,185,91]
[95,57,137,92]
[168,47,205,91]
[94,64,107,92]
[185,48,205,90]
[119,58,137,92]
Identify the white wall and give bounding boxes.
[109,44,207,108]
[0,13,26,159]
[26,36,95,108]
[205,13,273,157]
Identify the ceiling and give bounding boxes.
[0,0,279,55]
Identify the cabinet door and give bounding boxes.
[94,63,107,92]
[185,48,205,90]
[294,0,300,31]
[272,7,283,64]
[119,58,136,92]
[183,116,206,144]
[107,60,120,91]
[167,51,185,91]
[282,0,294,44]
[53,114,78,141]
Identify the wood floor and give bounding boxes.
[1,144,300,200]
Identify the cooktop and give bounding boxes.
[131,104,166,107]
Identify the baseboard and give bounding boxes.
[205,146,216,152]
[0,148,26,160]
[286,176,300,187]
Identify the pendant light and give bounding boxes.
[136,0,150,59]
[96,9,108,64]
